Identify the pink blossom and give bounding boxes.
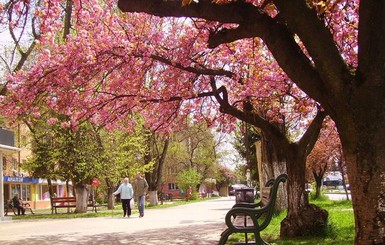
[47,118,58,125]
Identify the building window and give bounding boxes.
[10,184,31,201]
[168,183,179,190]
[22,185,30,201]
[12,158,18,176]
[41,185,50,200]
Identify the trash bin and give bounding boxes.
[235,188,255,203]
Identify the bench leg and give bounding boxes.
[218,229,232,245]
[255,232,269,245]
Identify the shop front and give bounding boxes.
[3,176,72,209]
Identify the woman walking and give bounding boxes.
[113,177,134,218]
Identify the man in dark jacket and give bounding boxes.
[12,193,25,215]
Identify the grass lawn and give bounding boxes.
[229,198,354,245]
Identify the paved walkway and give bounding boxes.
[0,197,235,245]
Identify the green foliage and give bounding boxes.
[99,120,151,182]
[176,168,202,191]
[190,191,199,200]
[24,111,150,190]
[165,121,220,180]
[232,122,260,181]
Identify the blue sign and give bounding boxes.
[4,176,39,183]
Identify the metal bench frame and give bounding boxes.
[218,174,288,245]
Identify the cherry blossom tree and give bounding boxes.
[306,117,341,199]
[113,1,385,244]
[0,0,328,236]
[1,0,379,242]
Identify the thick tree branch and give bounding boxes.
[209,77,289,149]
[117,0,328,114]
[274,0,353,106]
[118,0,256,23]
[63,0,73,40]
[357,0,385,87]
[297,110,326,156]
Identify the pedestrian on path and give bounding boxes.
[133,172,148,218]
[113,177,134,218]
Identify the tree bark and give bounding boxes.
[105,178,115,209]
[312,161,327,199]
[74,182,88,213]
[260,132,287,212]
[145,134,169,206]
[281,150,328,237]
[340,121,385,244]
[48,179,55,214]
[148,191,158,206]
[313,172,323,199]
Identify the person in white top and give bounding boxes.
[113,177,134,217]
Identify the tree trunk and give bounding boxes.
[145,134,169,207]
[105,178,115,209]
[337,157,350,201]
[259,133,287,211]
[74,183,88,213]
[313,173,323,199]
[260,133,288,211]
[148,190,158,206]
[280,151,328,237]
[341,125,385,244]
[48,179,55,214]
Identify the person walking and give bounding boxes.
[133,172,148,218]
[113,177,134,218]
[12,193,25,215]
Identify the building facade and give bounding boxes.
[2,126,72,209]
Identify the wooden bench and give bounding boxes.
[4,200,16,216]
[4,200,34,215]
[218,173,288,245]
[51,196,98,214]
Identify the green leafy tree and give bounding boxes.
[176,168,202,197]
[83,116,150,208]
[233,122,261,183]
[164,122,223,194]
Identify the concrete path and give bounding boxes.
[0,197,235,245]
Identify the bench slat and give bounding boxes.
[51,196,97,214]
